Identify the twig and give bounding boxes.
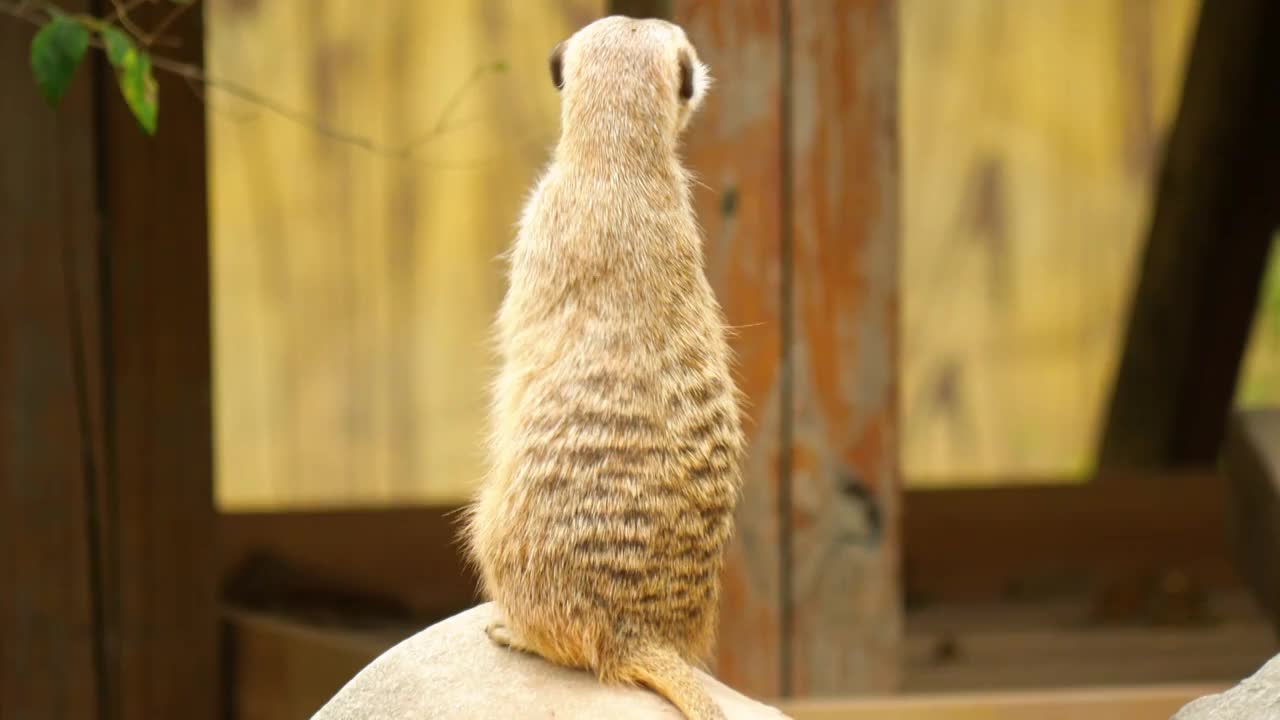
[400,61,504,155]
[103,0,146,24]
[140,0,189,47]
[2,0,505,159]
[107,0,147,41]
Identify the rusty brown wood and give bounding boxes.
[675,0,787,699]
[95,4,220,719]
[786,0,901,695]
[0,2,104,717]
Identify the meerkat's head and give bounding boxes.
[549,15,711,146]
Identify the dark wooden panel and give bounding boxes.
[905,474,1234,605]
[1100,0,1280,468]
[1223,410,1280,628]
[786,0,902,695]
[0,2,103,718]
[224,610,390,720]
[219,508,479,620]
[94,5,219,719]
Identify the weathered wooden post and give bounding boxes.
[675,0,902,698]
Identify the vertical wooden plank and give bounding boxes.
[1100,0,1280,468]
[788,0,901,695]
[0,2,104,718]
[97,5,219,720]
[675,0,786,699]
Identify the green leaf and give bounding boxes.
[100,26,134,73]
[99,26,159,135]
[29,15,91,107]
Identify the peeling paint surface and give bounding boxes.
[681,0,900,698]
[787,0,901,696]
[679,0,787,698]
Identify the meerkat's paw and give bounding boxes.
[484,621,514,647]
[485,621,535,656]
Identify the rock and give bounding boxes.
[312,602,790,719]
[1173,654,1280,719]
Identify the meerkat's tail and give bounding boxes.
[612,644,726,720]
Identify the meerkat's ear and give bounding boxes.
[549,41,566,91]
[678,48,695,101]
[676,47,710,115]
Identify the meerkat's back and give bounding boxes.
[465,15,744,720]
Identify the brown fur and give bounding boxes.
[463,15,743,720]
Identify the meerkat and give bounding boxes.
[463,14,744,720]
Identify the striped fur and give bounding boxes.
[463,15,743,720]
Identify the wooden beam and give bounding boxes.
[0,2,103,717]
[675,0,788,699]
[217,470,1233,648]
[786,0,901,695]
[778,685,1221,720]
[1100,0,1280,468]
[95,5,219,717]
[219,508,479,620]
[1223,409,1280,628]
[905,473,1234,605]
[1,5,219,719]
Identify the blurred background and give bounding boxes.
[207,0,1278,509]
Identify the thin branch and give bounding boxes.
[103,0,146,24]
[400,61,504,155]
[2,0,505,159]
[107,0,147,41]
[140,0,189,47]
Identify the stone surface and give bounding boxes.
[312,602,790,719]
[1173,653,1280,719]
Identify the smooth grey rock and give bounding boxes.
[1173,654,1280,719]
[312,602,790,719]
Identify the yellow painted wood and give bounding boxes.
[901,0,1201,485]
[209,1,604,509]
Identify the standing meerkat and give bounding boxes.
[464,14,745,720]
